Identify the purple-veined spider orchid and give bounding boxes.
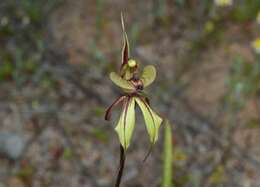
[105,14,163,187]
[105,14,163,152]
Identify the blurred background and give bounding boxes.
[0,0,260,186]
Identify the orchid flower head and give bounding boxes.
[105,14,163,150]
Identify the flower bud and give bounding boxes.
[128,59,137,68]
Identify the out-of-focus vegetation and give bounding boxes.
[0,0,260,187]
[0,0,61,85]
[162,120,173,187]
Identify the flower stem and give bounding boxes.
[115,145,125,187]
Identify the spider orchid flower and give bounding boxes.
[105,15,163,150]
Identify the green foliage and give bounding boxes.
[62,148,73,160]
[172,148,187,162]
[92,106,106,117]
[21,0,62,24]
[246,118,260,129]
[174,0,186,7]
[16,164,34,179]
[0,62,14,81]
[21,0,44,24]
[208,165,226,185]
[92,128,109,142]
[40,72,55,89]
[31,100,40,110]
[232,0,260,22]
[95,0,104,40]
[0,0,61,84]
[162,120,173,187]
[153,0,168,24]
[225,56,260,110]
[204,21,215,34]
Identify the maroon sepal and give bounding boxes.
[119,13,129,73]
[105,95,127,121]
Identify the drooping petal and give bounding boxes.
[140,65,156,88]
[105,95,127,121]
[110,72,135,90]
[115,97,136,150]
[135,97,162,144]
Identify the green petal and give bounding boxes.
[115,97,136,150]
[110,72,135,90]
[124,68,134,80]
[141,65,156,88]
[135,97,162,144]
